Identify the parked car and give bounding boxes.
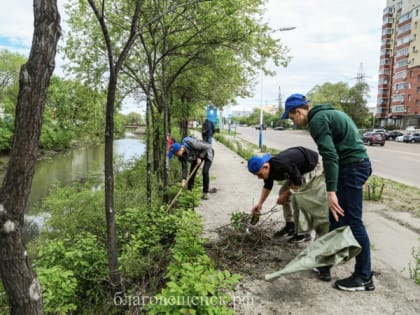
[361,132,385,146]
[386,130,404,140]
[396,134,405,142]
[403,133,420,143]
[273,126,285,130]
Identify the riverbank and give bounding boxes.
[195,136,420,315]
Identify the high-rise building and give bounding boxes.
[377,0,420,128]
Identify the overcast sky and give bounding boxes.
[235,0,385,112]
[0,0,386,113]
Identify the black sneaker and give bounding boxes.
[287,233,311,243]
[273,222,295,238]
[314,266,332,282]
[335,274,375,291]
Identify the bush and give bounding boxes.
[146,211,241,314]
[409,247,420,285]
[37,266,78,314]
[35,233,109,308]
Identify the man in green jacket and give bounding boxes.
[281,93,374,292]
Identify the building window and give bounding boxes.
[398,24,411,34]
[397,47,409,56]
[417,87,420,93]
[394,71,407,79]
[395,59,408,68]
[399,12,411,24]
[391,105,406,113]
[395,83,406,90]
[392,94,404,102]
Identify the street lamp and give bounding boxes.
[258,26,296,149]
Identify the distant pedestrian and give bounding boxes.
[168,137,214,200]
[247,147,331,282]
[202,118,216,144]
[282,93,374,291]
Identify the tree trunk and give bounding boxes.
[146,96,152,206]
[103,72,123,295]
[0,0,61,314]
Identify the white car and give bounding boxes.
[396,135,404,142]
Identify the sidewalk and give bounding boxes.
[196,137,420,315]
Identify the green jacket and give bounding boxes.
[308,104,368,192]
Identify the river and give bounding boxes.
[1,132,145,214]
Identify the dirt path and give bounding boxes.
[196,139,420,315]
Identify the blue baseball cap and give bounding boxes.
[281,93,310,119]
[167,143,182,159]
[247,154,271,174]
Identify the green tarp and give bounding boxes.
[265,226,361,281]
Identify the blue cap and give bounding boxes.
[167,143,182,159]
[247,154,271,174]
[281,93,310,119]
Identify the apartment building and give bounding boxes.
[377,0,420,128]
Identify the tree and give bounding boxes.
[0,50,26,111]
[64,0,144,295]
[307,81,370,128]
[0,0,61,314]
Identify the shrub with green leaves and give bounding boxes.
[364,176,385,201]
[118,206,179,281]
[34,181,106,242]
[409,247,420,285]
[35,232,109,308]
[36,266,78,314]
[147,211,241,314]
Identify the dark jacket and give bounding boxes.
[308,104,368,191]
[202,119,215,136]
[263,147,318,190]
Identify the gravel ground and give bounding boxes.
[196,137,420,315]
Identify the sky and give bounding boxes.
[0,0,386,114]
[234,0,386,113]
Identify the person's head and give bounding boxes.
[167,143,184,159]
[247,154,271,179]
[281,93,311,127]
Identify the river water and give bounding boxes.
[1,132,145,214]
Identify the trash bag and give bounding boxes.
[290,174,329,236]
[265,226,361,281]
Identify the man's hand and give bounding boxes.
[328,191,345,221]
[181,179,186,188]
[196,158,202,165]
[251,203,262,215]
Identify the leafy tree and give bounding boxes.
[64,0,145,294]
[307,81,370,128]
[0,49,25,110]
[121,0,290,200]
[0,0,61,314]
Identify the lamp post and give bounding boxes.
[258,71,264,148]
[258,26,296,149]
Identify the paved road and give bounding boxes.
[233,126,420,188]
